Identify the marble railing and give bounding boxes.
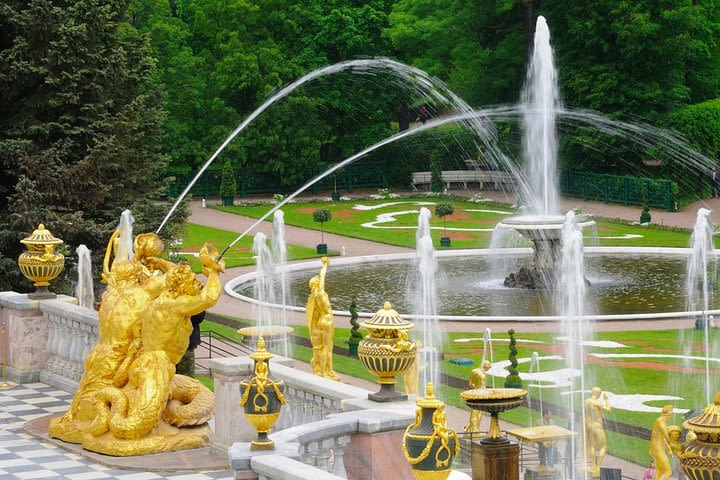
[39,301,98,392]
[231,408,416,480]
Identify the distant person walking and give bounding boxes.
[712,166,720,198]
[176,310,205,378]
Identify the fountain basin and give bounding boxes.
[461,388,527,444]
[225,247,720,322]
[496,214,595,241]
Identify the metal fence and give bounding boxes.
[560,172,677,212]
[165,161,388,199]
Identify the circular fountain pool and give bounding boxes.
[225,247,720,321]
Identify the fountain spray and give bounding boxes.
[415,207,442,393]
[481,328,496,388]
[557,211,589,480]
[686,207,715,405]
[271,211,291,358]
[75,245,94,309]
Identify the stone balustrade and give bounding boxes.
[0,292,77,385]
[210,356,369,453]
[231,408,416,480]
[39,300,98,393]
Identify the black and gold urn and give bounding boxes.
[358,302,417,402]
[403,383,459,480]
[18,224,64,299]
[680,392,720,479]
[240,337,286,450]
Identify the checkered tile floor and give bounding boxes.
[0,383,233,480]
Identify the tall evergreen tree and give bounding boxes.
[0,0,186,291]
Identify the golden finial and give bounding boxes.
[384,301,392,310]
[425,382,435,398]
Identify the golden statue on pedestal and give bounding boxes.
[305,256,339,380]
[49,227,224,456]
[464,360,491,433]
[584,387,612,477]
[649,404,674,480]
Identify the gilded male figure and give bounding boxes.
[584,387,612,477]
[464,360,491,433]
[305,256,339,380]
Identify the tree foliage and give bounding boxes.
[0,0,186,291]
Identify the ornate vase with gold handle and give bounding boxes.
[680,392,720,479]
[240,336,286,450]
[358,302,417,402]
[403,382,459,480]
[18,224,65,299]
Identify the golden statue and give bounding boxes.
[49,228,224,456]
[584,387,612,477]
[403,339,421,396]
[650,404,674,480]
[464,360,491,433]
[305,256,339,380]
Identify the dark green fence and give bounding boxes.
[165,161,388,198]
[560,172,677,212]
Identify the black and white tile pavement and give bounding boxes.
[0,383,233,480]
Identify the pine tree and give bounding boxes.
[0,0,186,291]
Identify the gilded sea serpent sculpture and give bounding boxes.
[48,228,223,456]
[358,302,417,402]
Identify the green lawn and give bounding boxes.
[214,197,701,249]
[175,223,328,272]
[202,317,713,466]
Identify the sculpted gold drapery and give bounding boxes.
[305,256,339,380]
[49,231,224,456]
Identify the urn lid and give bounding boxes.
[683,392,720,437]
[249,336,273,363]
[360,302,414,330]
[21,224,63,246]
[416,382,444,409]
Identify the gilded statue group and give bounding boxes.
[650,404,695,480]
[49,228,224,456]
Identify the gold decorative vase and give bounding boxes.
[403,383,459,480]
[681,392,720,479]
[18,224,64,299]
[240,337,286,450]
[358,302,417,402]
[460,387,527,444]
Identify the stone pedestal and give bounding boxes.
[344,429,414,480]
[0,292,75,384]
[471,440,520,480]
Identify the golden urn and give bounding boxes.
[18,224,64,299]
[680,392,720,479]
[240,337,286,450]
[358,302,417,402]
[403,382,459,480]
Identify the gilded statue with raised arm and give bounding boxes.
[306,256,339,380]
[50,221,225,456]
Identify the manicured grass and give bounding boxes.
[214,197,702,249]
[203,316,711,466]
[176,223,327,271]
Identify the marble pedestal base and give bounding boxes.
[344,429,414,480]
[471,440,519,480]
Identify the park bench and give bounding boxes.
[411,170,516,191]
